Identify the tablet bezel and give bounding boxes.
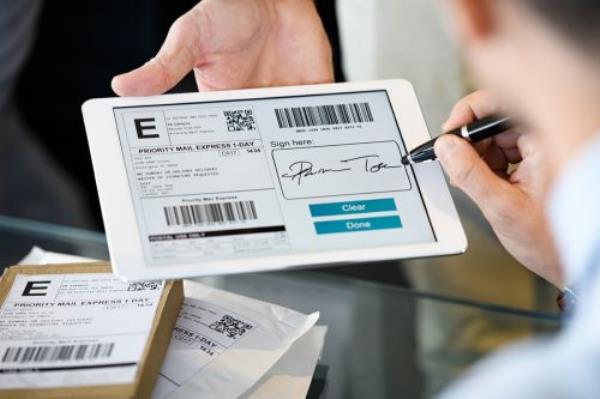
[83,79,467,281]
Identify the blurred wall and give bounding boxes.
[337,0,464,130]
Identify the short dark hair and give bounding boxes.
[525,0,600,50]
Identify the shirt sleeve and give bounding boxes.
[439,269,600,399]
[438,337,591,399]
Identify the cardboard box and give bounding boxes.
[0,262,183,399]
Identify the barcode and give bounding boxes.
[209,315,254,340]
[224,109,256,131]
[164,201,258,227]
[1,343,115,363]
[274,103,374,128]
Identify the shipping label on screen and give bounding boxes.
[112,91,435,266]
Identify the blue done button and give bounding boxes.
[315,216,402,235]
[310,198,397,217]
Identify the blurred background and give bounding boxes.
[1,0,558,396]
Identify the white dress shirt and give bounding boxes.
[440,133,600,398]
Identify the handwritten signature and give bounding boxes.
[281,154,403,185]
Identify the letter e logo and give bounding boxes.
[22,280,51,296]
[134,118,159,139]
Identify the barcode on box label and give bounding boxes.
[164,201,258,227]
[1,343,115,363]
[208,314,254,340]
[274,103,374,129]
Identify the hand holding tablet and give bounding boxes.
[82,80,466,280]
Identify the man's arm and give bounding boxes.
[112,0,333,96]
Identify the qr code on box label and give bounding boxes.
[224,109,256,132]
[208,314,254,339]
[127,281,160,291]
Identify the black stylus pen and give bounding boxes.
[401,116,513,165]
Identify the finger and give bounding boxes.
[472,129,523,165]
[442,90,500,131]
[493,129,523,164]
[473,129,520,156]
[473,138,492,156]
[112,10,204,96]
[517,134,537,158]
[482,144,509,177]
[434,134,516,217]
[477,138,519,171]
[493,129,520,149]
[502,147,523,164]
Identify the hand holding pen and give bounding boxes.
[427,90,562,287]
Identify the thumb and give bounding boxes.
[434,135,514,215]
[112,12,202,96]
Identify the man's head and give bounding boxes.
[443,0,600,175]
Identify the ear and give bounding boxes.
[447,0,496,44]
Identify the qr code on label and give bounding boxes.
[127,281,160,291]
[224,109,256,132]
[208,314,254,339]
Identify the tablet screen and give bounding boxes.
[112,90,436,266]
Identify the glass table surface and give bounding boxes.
[0,215,562,398]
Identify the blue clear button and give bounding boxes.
[315,216,402,235]
[310,198,397,217]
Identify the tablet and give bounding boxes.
[82,80,466,281]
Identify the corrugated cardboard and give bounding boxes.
[0,262,183,399]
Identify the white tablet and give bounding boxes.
[82,80,466,281]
